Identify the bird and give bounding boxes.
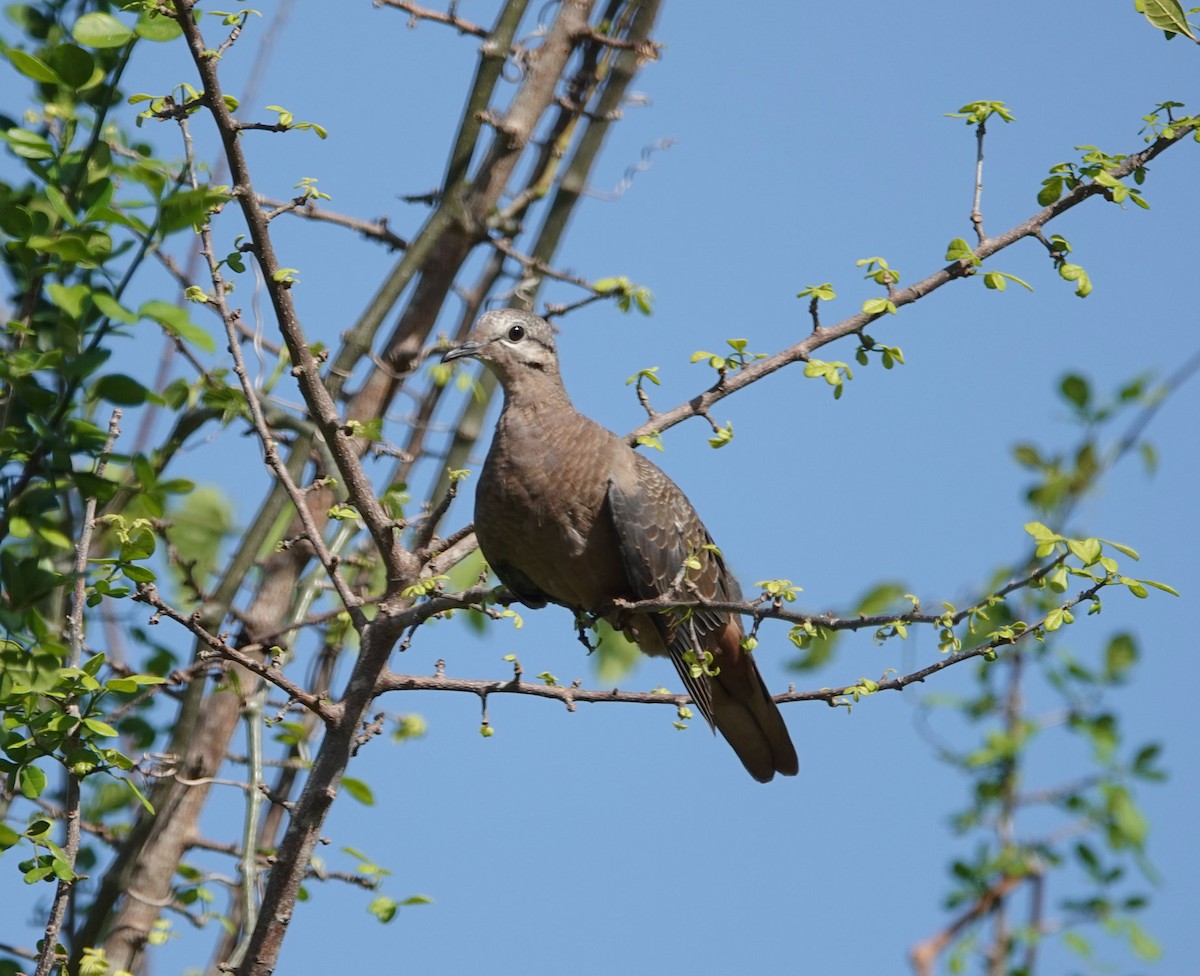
[442,308,798,782]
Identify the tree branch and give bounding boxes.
[256,195,408,250]
[629,124,1197,444]
[377,577,1111,708]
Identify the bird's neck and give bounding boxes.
[498,369,573,416]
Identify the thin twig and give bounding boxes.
[31,410,122,976]
[971,118,987,243]
[132,583,338,722]
[256,196,408,250]
[378,0,489,37]
[174,110,368,627]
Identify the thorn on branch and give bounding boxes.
[399,188,442,206]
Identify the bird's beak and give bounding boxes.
[441,341,482,363]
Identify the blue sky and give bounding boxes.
[3,2,1198,973]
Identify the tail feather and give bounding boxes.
[709,620,799,782]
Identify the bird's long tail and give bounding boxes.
[676,618,799,783]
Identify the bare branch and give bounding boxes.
[132,583,338,723]
[256,195,408,250]
[378,0,490,37]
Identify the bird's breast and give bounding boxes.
[474,411,627,611]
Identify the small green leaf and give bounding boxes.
[1024,521,1059,542]
[369,896,398,923]
[93,373,149,406]
[73,12,135,48]
[1125,579,1149,598]
[944,238,979,265]
[1060,373,1090,409]
[341,777,375,805]
[139,301,215,353]
[19,764,48,799]
[121,564,157,584]
[1104,633,1138,681]
[1038,176,1064,206]
[92,292,138,325]
[1099,538,1140,560]
[83,717,118,737]
[135,9,184,42]
[1066,537,1102,566]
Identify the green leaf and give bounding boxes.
[3,127,55,160]
[93,292,138,325]
[1132,743,1165,780]
[1129,922,1162,961]
[18,764,48,799]
[72,12,135,48]
[48,283,89,318]
[1060,373,1090,409]
[1140,0,1197,39]
[1024,521,1059,543]
[6,49,61,84]
[139,301,216,353]
[1105,784,1147,848]
[1066,537,1102,566]
[341,777,375,805]
[135,9,184,42]
[1104,633,1137,681]
[1100,538,1140,560]
[0,823,20,852]
[83,717,118,737]
[159,186,230,234]
[1037,176,1064,206]
[368,896,398,923]
[862,297,896,315]
[944,237,979,264]
[48,44,96,89]
[0,204,34,239]
[93,373,149,406]
[121,564,157,584]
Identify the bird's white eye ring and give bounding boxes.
[507,325,525,342]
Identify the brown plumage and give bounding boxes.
[443,309,798,782]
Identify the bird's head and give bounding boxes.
[441,309,561,385]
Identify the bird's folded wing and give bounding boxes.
[605,452,737,729]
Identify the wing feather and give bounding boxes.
[606,452,740,730]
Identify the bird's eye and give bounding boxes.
[506,325,525,342]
